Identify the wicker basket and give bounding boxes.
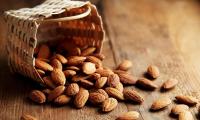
[4,0,105,85]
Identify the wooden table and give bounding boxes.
[1,0,200,119]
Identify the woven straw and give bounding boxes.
[4,0,105,85]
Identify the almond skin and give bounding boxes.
[175,95,198,106]
[116,111,139,120]
[92,53,105,60]
[179,111,194,120]
[116,60,133,71]
[89,73,101,81]
[37,44,50,59]
[29,90,46,104]
[115,70,137,85]
[96,69,114,77]
[53,54,68,64]
[82,62,96,75]
[51,68,66,85]
[95,77,107,88]
[81,47,96,56]
[86,56,102,68]
[74,88,89,108]
[67,56,86,66]
[123,89,144,104]
[107,74,120,88]
[79,79,94,88]
[115,82,124,93]
[162,78,178,90]
[150,97,172,111]
[35,59,53,71]
[105,87,124,100]
[63,70,76,78]
[43,76,56,89]
[102,98,118,112]
[89,92,106,104]
[136,78,158,90]
[65,83,79,96]
[54,95,71,105]
[65,66,80,71]
[147,65,159,79]
[21,114,37,120]
[48,86,65,101]
[95,89,109,99]
[50,59,62,70]
[171,104,189,116]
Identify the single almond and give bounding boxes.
[105,87,124,100]
[63,70,76,78]
[51,68,66,85]
[115,82,124,93]
[150,97,171,111]
[107,74,120,88]
[48,86,65,101]
[53,54,68,64]
[96,68,114,77]
[67,56,86,66]
[89,92,106,104]
[123,89,144,104]
[92,53,105,60]
[116,60,133,71]
[43,76,56,89]
[21,114,37,120]
[36,69,45,76]
[54,95,71,105]
[79,79,94,88]
[136,78,158,90]
[95,77,107,88]
[50,59,62,70]
[86,56,102,68]
[175,95,198,106]
[35,59,53,71]
[65,66,80,71]
[102,98,118,112]
[74,88,89,108]
[29,90,46,104]
[82,62,96,75]
[95,89,109,99]
[162,78,178,90]
[66,83,79,96]
[147,65,159,79]
[179,111,194,120]
[116,111,139,120]
[171,104,189,116]
[71,74,89,82]
[37,44,50,59]
[115,71,137,85]
[70,47,81,56]
[89,73,101,81]
[81,47,96,56]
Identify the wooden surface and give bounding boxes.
[1,0,200,119]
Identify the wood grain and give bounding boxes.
[1,0,200,119]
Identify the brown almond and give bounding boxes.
[82,62,96,75]
[67,56,86,66]
[71,74,89,82]
[21,114,37,120]
[136,78,158,90]
[43,76,56,89]
[35,59,53,71]
[115,82,124,93]
[102,98,118,112]
[105,87,124,100]
[95,77,107,88]
[36,69,45,76]
[53,54,68,64]
[116,111,139,120]
[115,71,137,85]
[89,92,106,104]
[92,53,105,60]
[116,60,133,71]
[42,89,51,95]
[79,79,94,88]
[89,73,101,81]
[65,66,80,71]
[70,47,81,56]
[95,89,109,99]
[107,74,120,88]
[162,78,178,90]
[51,68,66,85]
[175,95,198,106]
[74,88,89,108]
[36,58,50,63]
[179,111,194,120]
[50,59,62,70]
[86,56,102,68]
[48,86,65,101]
[123,89,144,104]
[37,44,50,59]
[54,95,71,105]
[150,97,172,111]
[96,68,114,77]
[147,65,160,79]
[66,83,79,96]
[63,70,76,78]
[81,47,96,56]
[171,104,189,115]
[29,90,46,104]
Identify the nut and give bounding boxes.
[175,95,198,106]
[136,78,157,90]
[74,88,89,108]
[162,78,178,90]
[123,89,144,104]
[48,86,65,101]
[171,104,189,115]
[102,98,118,112]
[150,97,171,111]
[116,111,139,120]
[35,59,53,71]
[95,77,107,88]
[65,83,79,96]
[107,74,120,88]
[29,90,46,104]
[21,114,37,120]
[116,60,132,71]
[51,68,66,85]
[54,95,71,105]
[82,62,96,75]
[147,65,159,79]
[105,87,124,100]
[81,47,96,56]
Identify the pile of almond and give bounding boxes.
[25,43,199,120]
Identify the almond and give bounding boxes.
[79,79,94,88]
[115,82,124,93]
[70,47,81,56]
[162,78,178,90]
[179,111,194,120]
[89,73,101,81]
[147,65,159,79]
[43,76,56,89]
[74,88,89,108]
[116,111,139,120]
[105,87,124,100]
[54,95,71,105]
[65,66,80,71]
[42,89,51,95]
[92,53,105,60]
[53,54,68,64]
[50,59,62,70]
[116,60,132,71]
[115,71,137,85]
[136,78,157,90]
[171,104,189,115]
[96,68,114,77]
[66,83,79,96]
[35,59,53,71]
[51,68,66,85]
[89,92,106,104]
[175,95,198,106]
[150,97,171,111]
[37,44,50,59]
[21,114,37,120]
[95,89,109,99]
[81,47,96,56]
[95,77,107,88]
[72,74,89,82]
[29,90,46,104]
[67,56,86,66]
[102,98,118,112]
[36,69,45,76]
[82,62,96,75]
[48,86,65,101]
[86,56,102,68]
[63,70,76,78]
[123,89,144,104]
[107,74,120,88]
